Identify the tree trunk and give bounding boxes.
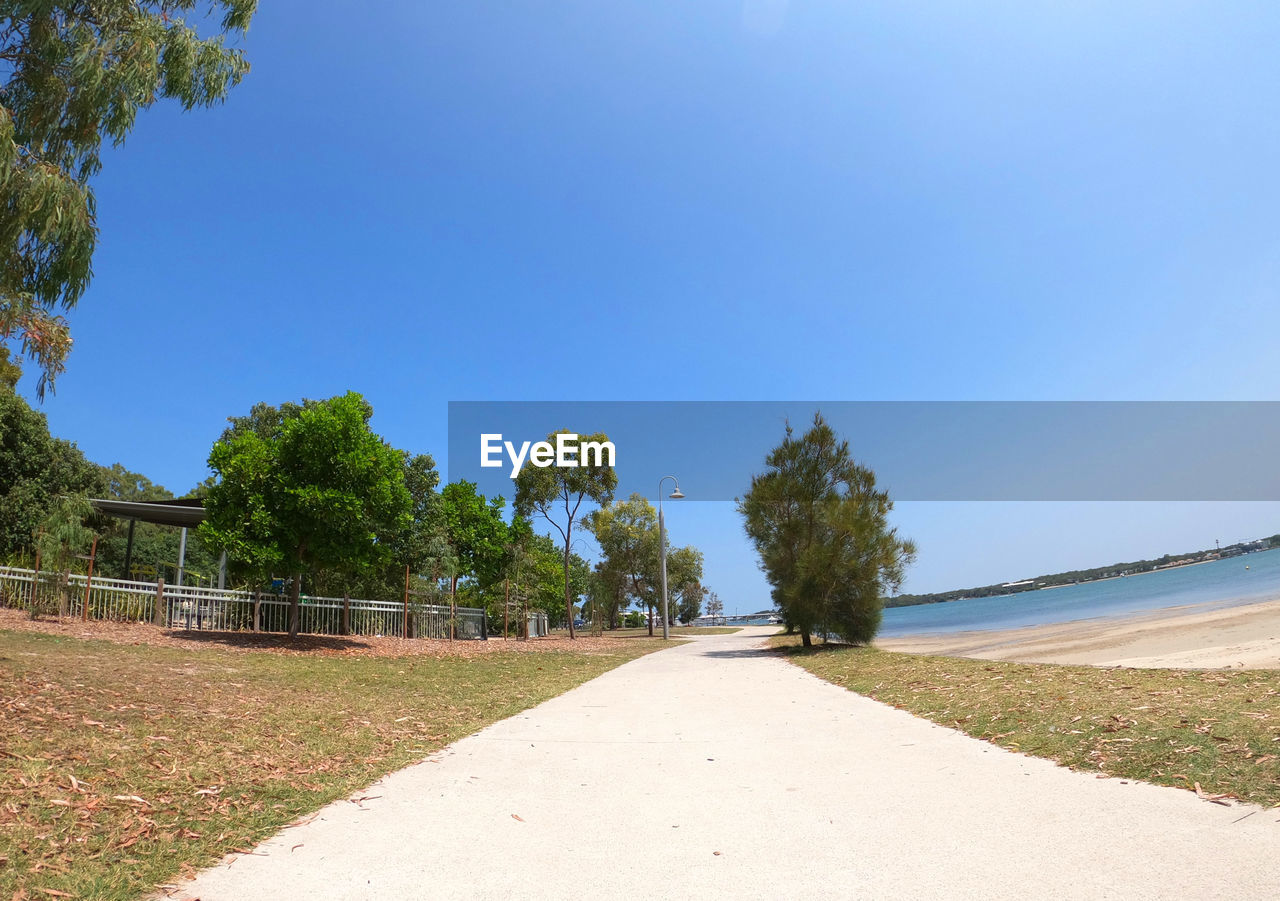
[563,520,575,640]
[289,572,302,638]
[801,629,812,648]
[647,602,654,637]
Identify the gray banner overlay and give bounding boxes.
[446,402,1280,502]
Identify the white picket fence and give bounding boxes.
[0,566,486,640]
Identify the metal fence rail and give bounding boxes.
[0,566,487,640]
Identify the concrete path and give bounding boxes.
[176,627,1279,900]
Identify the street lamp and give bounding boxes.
[658,475,684,640]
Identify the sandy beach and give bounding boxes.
[877,597,1280,669]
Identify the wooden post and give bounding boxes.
[450,576,457,641]
[503,579,509,641]
[403,564,410,640]
[81,535,97,622]
[253,592,261,632]
[153,578,165,627]
[342,593,350,636]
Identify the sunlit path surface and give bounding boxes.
[176,627,1279,900]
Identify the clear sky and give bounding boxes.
[15,1,1280,612]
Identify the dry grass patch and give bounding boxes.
[0,608,632,658]
[771,636,1280,808]
[0,627,661,900]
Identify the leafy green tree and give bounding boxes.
[664,545,704,625]
[440,480,509,591]
[31,493,95,614]
[738,413,916,646]
[586,493,660,632]
[523,531,588,629]
[34,492,94,569]
[0,384,101,560]
[398,454,443,569]
[201,392,411,637]
[514,430,616,639]
[311,452,445,603]
[587,561,627,631]
[1,1,257,394]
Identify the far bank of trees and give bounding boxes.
[738,413,915,647]
[2,369,707,637]
[1,348,220,584]
[586,493,705,634]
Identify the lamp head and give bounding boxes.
[669,488,685,500]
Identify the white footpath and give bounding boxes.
[174,627,1279,900]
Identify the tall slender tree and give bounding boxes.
[738,413,915,646]
[586,493,660,633]
[514,430,616,639]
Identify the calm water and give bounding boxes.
[880,547,1280,637]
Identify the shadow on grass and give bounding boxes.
[165,629,374,652]
[767,637,864,658]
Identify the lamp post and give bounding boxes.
[657,475,684,640]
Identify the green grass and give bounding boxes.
[771,636,1280,807]
[0,630,660,899]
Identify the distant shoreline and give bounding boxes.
[888,544,1274,608]
[877,594,1280,669]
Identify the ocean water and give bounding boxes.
[879,547,1280,637]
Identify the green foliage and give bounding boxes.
[0,1,257,394]
[201,392,411,635]
[666,544,705,624]
[0,345,20,388]
[489,524,589,632]
[439,480,509,590]
[586,492,706,629]
[397,454,442,570]
[585,492,659,627]
[0,384,101,560]
[34,493,94,572]
[738,413,915,646]
[514,430,616,638]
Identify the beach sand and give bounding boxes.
[876,597,1280,669]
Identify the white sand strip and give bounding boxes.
[879,597,1280,669]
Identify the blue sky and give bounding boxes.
[15,1,1280,611]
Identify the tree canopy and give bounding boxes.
[738,412,915,646]
[0,377,101,559]
[665,544,705,625]
[586,492,706,632]
[439,480,509,590]
[1,2,256,394]
[514,430,616,639]
[200,391,411,636]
